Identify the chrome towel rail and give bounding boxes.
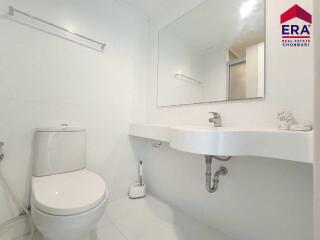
[174,73,202,85]
[8,6,106,51]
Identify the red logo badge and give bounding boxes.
[281,4,312,47]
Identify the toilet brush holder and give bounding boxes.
[128,182,146,199]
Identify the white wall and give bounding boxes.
[143,0,314,240]
[143,147,313,240]
[313,0,320,239]
[0,0,149,225]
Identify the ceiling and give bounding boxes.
[123,0,176,19]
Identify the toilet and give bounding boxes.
[31,126,108,240]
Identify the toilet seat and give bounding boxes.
[32,169,107,216]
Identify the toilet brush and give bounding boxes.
[128,161,146,199]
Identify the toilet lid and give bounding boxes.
[32,169,107,216]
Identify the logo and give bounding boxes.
[281,4,312,47]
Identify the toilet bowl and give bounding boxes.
[31,127,108,240]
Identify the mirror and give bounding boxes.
[157,0,265,107]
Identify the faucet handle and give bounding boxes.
[209,112,220,118]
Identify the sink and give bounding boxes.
[170,125,312,162]
[129,124,313,163]
[170,125,223,155]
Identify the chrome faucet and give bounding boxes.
[209,112,221,127]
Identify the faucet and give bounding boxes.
[209,112,221,127]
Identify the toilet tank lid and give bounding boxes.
[36,126,85,132]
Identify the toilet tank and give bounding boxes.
[33,127,86,177]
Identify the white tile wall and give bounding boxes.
[0,0,148,225]
[0,0,315,240]
[313,0,320,238]
[143,0,314,240]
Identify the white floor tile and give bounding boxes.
[105,195,233,240]
[96,221,127,240]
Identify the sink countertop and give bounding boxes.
[129,123,313,164]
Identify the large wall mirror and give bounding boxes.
[157,0,265,107]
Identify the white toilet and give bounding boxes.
[31,126,108,240]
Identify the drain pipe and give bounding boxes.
[205,155,229,193]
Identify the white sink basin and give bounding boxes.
[129,124,313,163]
[170,125,312,161]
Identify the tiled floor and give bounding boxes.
[96,195,233,240]
[30,195,232,240]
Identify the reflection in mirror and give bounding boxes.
[157,0,265,107]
